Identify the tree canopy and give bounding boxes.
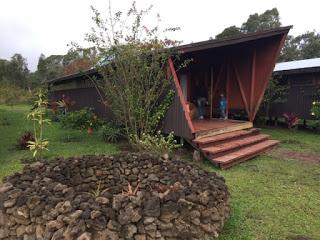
[216,8,320,62]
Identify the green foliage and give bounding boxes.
[216,8,281,39]
[0,83,34,105]
[27,91,51,161]
[260,77,288,118]
[82,1,181,143]
[241,8,281,33]
[311,101,320,119]
[134,131,181,154]
[59,108,101,130]
[215,26,242,39]
[99,122,124,143]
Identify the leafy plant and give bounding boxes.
[27,90,51,161]
[100,122,124,143]
[121,182,140,197]
[56,95,75,114]
[282,113,300,129]
[59,107,101,131]
[134,131,181,154]
[16,131,35,150]
[311,101,320,119]
[78,1,183,143]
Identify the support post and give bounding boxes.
[250,47,256,122]
[226,63,230,119]
[210,67,213,119]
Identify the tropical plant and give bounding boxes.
[282,113,299,129]
[16,131,35,150]
[27,90,51,161]
[56,95,75,114]
[311,101,320,119]
[80,1,182,143]
[59,107,101,131]
[100,122,124,143]
[135,131,181,154]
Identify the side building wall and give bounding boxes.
[48,78,113,120]
[270,71,320,119]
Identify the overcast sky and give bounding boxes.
[1,0,319,71]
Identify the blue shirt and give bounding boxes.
[220,97,227,110]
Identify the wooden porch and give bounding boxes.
[192,119,253,139]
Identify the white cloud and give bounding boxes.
[0,0,319,71]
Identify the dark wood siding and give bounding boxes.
[270,71,320,119]
[48,87,113,120]
[161,89,194,139]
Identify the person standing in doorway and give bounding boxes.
[196,83,208,120]
[219,93,227,120]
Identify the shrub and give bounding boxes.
[282,113,299,129]
[99,122,124,143]
[59,108,102,131]
[134,131,181,154]
[16,131,35,150]
[311,101,320,119]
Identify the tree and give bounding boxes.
[83,1,180,142]
[6,54,29,88]
[241,8,281,33]
[215,26,242,39]
[216,8,281,39]
[279,31,320,62]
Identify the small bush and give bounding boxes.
[16,131,35,150]
[282,113,299,129]
[59,108,102,130]
[134,131,181,154]
[311,101,320,119]
[100,122,124,143]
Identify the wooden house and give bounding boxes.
[272,58,320,120]
[48,26,290,168]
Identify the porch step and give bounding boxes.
[194,128,260,148]
[202,134,269,156]
[213,140,280,169]
[192,128,279,169]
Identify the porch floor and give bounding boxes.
[192,119,253,139]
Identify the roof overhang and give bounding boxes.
[48,26,291,84]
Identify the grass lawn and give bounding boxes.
[0,104,118,180]
[0,105,319,240]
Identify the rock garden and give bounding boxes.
[0,152,230,240]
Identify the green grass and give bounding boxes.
[209,127,320,240]
[0,104,118,180]
[0,105,319,240]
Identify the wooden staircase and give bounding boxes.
[193,128,279,169]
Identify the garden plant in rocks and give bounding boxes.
[0,152,230,240]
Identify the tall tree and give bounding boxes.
[241,8,281,33]
[6,54,29,88]
[215,26,242,39]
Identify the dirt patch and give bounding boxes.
[268,148,320,164]
[288,235,312,240]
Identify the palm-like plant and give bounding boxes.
[27,90,51,161]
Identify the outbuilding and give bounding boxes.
[48,26,290,168]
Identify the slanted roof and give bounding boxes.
[176,26,291,54]
[274,58,320,74]
[48,26,291,84]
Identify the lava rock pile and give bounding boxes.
[0,152,230,240]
